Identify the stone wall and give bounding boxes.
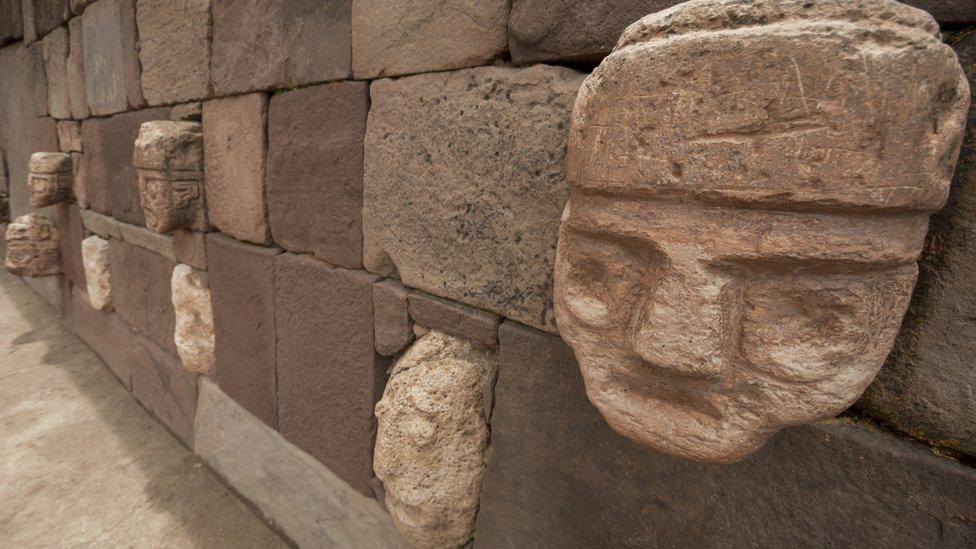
[0,0,974,547]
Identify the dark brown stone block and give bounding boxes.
[373,279,413,356]
[267,81,367,269]
[82,0,144,115]
[408,291,499,347]
[108,237,177,356]
[0,0,23,46]
[130,332,197,446]
[28,42,48,117]
[274,253,385,495]
[207,233,281,429]
[53,203,85,287]
[902,1,976,24]
[474,321,976,548]
[29,0,68,38]
[70,285,135,389]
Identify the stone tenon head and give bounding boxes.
[133,121,206,233]
[5,213,61,277]
[554,0,970,463]
[28,152,73,208]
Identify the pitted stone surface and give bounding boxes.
[136,0,210,105]
[171,264,214,375]
[364,65,584,332]
[41,26,70,119]
[82,235,111,310]
[5,213,60,277]
[375,331,497,548]
[82,0,144,116]
[66,17,89,119]
[133,120,207,233]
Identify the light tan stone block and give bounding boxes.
[171,263,213,375]
[81,234,110,310]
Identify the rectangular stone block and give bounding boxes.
[373,279,413,356]
[66,16,89,119]
[194,379,405,548]
[206,233,280,429]
[274,253,385,495]
[0,0,23,46]
[203,93,269,244]
[28,41,48,117]
[352,0,507,79]
[173,229,206,270]
[53,202,85,287]
[267,81,367,269]
[130,332,197,446]
[56,120,80,152]
[0,45,43,218]
[82,0,144,116]
[41,23,69,119]
[408,291,498,347]
[363,66,584,332]
[80,208,122,239]
[211,0,351,96]
[108,237,177,356]
[474,321,976,548]
[118,220,177,261]
[136,0,210,105]
[70,285,135,389]
[35,116,59,152]
[28,0,68,37]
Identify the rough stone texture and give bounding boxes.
[52,202,85,287]
[274,253,385,495]
[22,0,37,44]
[80,107,170,222]
[108,237,178,356]
[170,102,202,122]
[28,0,68,37]
[82,0,145,116]
[352,0,508,79]
[267,82,366,268]
[363,66,584,332]
[408,291,499,348]
[0,0,23,45]
[118,220,177,262]
[554,0,969,464]
[373,279,413,356]
[70,0,93,14]
[70,152,85,208]
[130,333,198,446]
[211,0,352,96]
[173,229,206,270]
[206,233,280,429]
[5,213,60,277]
[70,285,134,387]
[902,1,976,23]
[195,379,406,548]
[171,264,214,375]
[35,117,60,154]
[0,45,45,218]
[133,120,207,233]
[203,93,269,244]
[41,26,70,120]
[81,235,111,310]
[28,151,72,208]
[66,17,89,120]
[861,29,976,457]
[136,0,210,105]
[80,209,122,239]
[474,321,976,548]
[374,331,497,548]
[57,120,81,153]
[28,41,48,117]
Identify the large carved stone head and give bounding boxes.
[554,0,970,463]
[133,121,206,233]
[28,152,73,208]
[5,213,60,277]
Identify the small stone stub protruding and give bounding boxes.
[5,214,61,277]
[28,152,73,208]
[82,235,111,310]
[134,121,207,234]
[171,263,214,375]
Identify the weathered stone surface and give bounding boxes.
[0,45,44,218]
[203,93,269,244]
[82,0,144,115]
[53,202,85,286]
[861,29,976,456]
[109,237,178,356]
[267,82,366,268]
[41,26,70,119]
[364,66,583,332]
[118,220,177,262]
[134,120,207,233]
[70,151,85,209]
[171,264,214,375]
[408,291,499,348]
[66,17,89,119]
[28,41,48,117]
[275,253,385,495]
[70,285,134,387]
[211,0,351,96]
[206,233,280,428]
[136,0,210,105]
[902,1,976,23]
[56,120,81,153]
[29,0,68,37]
[170,101,201,122]
[81,234,111,310]
[554,0,969,464]
[70,0,93,14]
[80,106,170,222]
[35,117,59,153]
[474,321,976,548]
[80,209,122,239]
[173,229,206,270]
[21,0,37,44]
[28,151,72,207]
[352,0,507,79]
[130,332,197,446]
[194,379,406,548]
[0,0,23,45]
[375,331,497,548]
[373,279,413,356]
[5,213,59,277]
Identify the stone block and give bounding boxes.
[27,151,72,207]
[194,379,405,548]
[136,0,210,105]
[70,151,85,209]
[0,0,23,46]
[861,29,976,457]
[118,220,177,261]
[352,0,507,79]
[79,107,169,223]
[0,39,42,217]
[206,233,280,428]
[82,0,144,116]
[19,272,66,311]
[170,102,201,122]
[108,237,177,356]
[80,209,122,239]
[53,202,85,286]
[363,66,583,332]
[130,332,197,446]
[35,117,59,152]
[133,120,207,233]
[202,93,269,244]
[171,264,214,375]
[274,253,385,495]
[473,321,976,548]
[267,82,367,268]
[408,291,499,347]
[70,0,93,14]
[173,229,205,270]
[70,285,133,387]
[902,1,976,23]
[210,0,351,96]
[21,0,37,44]
[81,234,111,310]
[373,279,413,356]
[56,120,81,152]
[28,0,68,37]
[41,25,70,119]
[28,41,48,117]
[66,16,89,119]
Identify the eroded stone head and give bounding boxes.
[133,121,206,233]
[5,213,61,277]
[554,0,971,463]
[28,152,73,208]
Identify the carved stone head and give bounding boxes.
[5,213,61,277]
[133,121,206,233]
[554,0,970,463]
[28,152,73,208]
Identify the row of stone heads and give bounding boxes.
[5,121,203,278]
